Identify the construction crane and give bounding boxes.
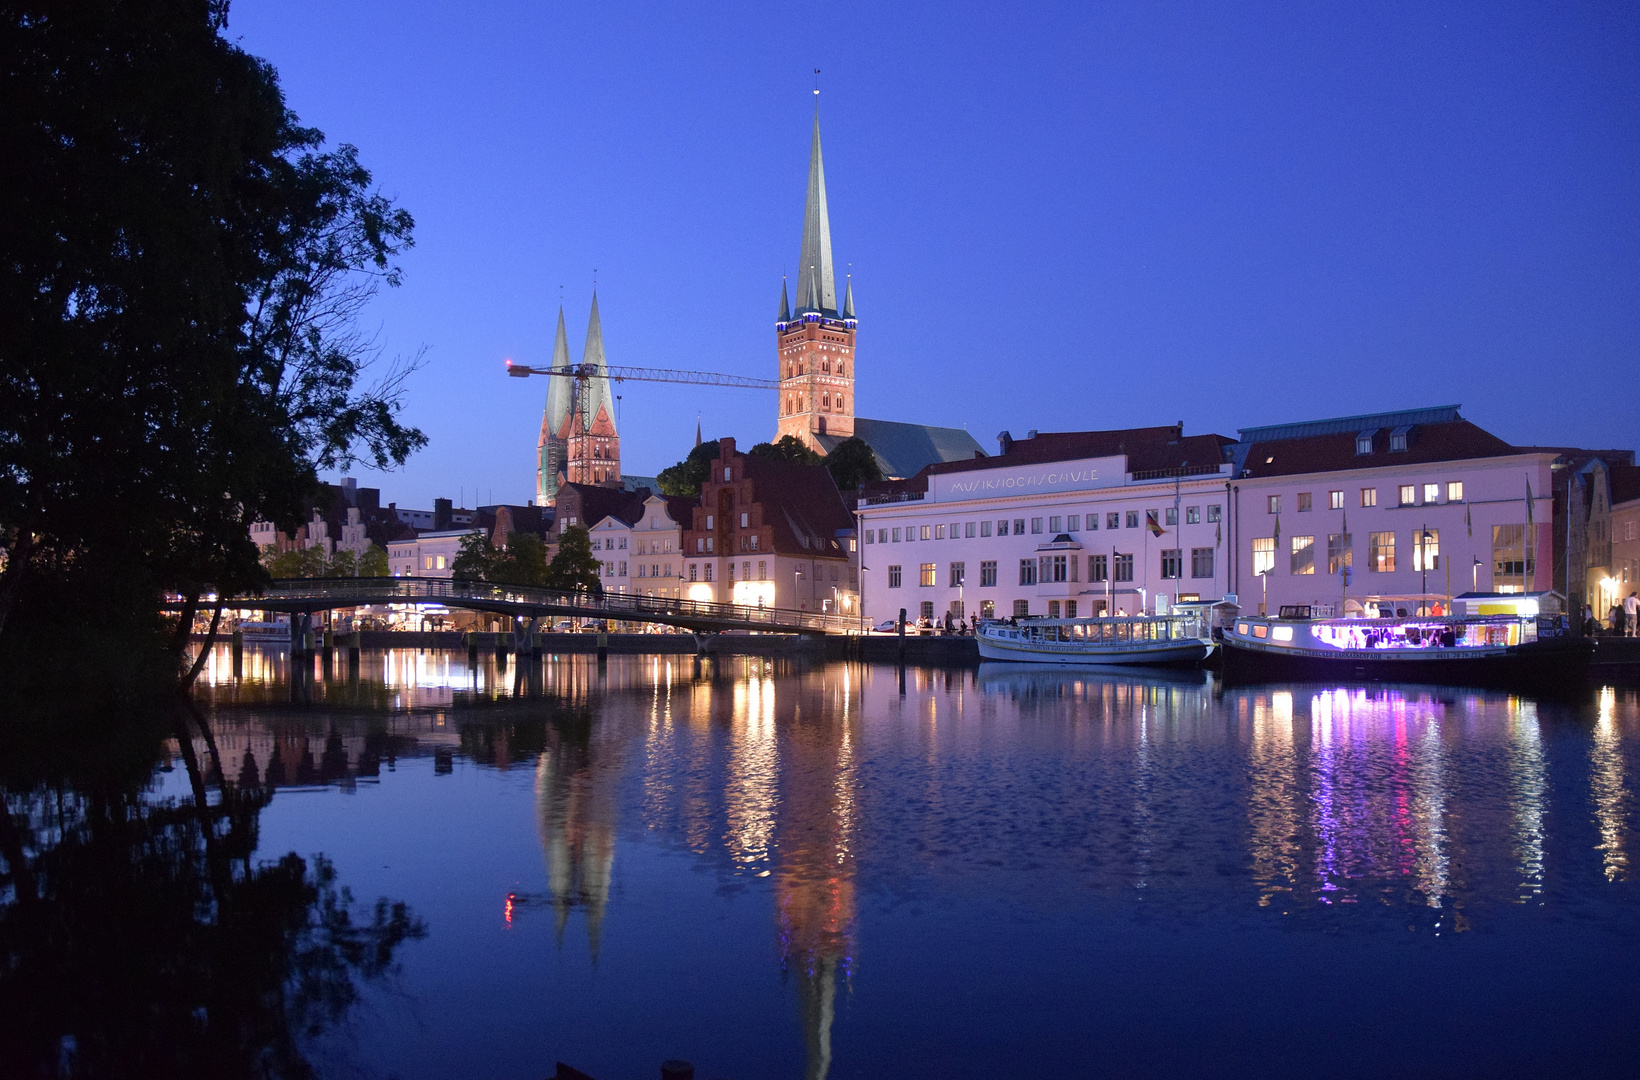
[507,359,779,498]
[505,360,777,391]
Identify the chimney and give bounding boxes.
[997,431,1014,455]
[433,498,452,531]
[341,476,358,506]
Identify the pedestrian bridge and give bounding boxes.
[185,576,859,637]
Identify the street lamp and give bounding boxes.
[793,567,804,612]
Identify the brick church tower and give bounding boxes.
[538,293,620,506]
[775,104,857,452]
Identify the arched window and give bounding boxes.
[822,393,830,410]
[838,363,846,377]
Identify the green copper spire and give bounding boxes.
[795,108,836,316]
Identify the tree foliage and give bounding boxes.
[260,544,387,580]
[450,533,496,582]
[749,435,823,465]
[545,525,603,594]
[824,437,883,490]
[657,441,721,497]
[451,531,547,586]
[0,1,423,690]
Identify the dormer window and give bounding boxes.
[1389,425,1412,452]
[1356,429,1378,455]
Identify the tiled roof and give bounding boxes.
[556,483,646,530]
[815,417,985,481]
[741,456,854,559]
[1236,419,1518,479]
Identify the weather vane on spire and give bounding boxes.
[814,68,820,96]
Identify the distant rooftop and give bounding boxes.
[815,417,985,481]
[1236,405,1462,444]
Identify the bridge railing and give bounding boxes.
[226,577,861,634]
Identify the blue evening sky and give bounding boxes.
[229,1,1640,509]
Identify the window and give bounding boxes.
[1186,506,1200,524]
[705,515,713,529]
[980,560,997,587]
[1165,507,1178,525]
[725,563,734,582]
[704,564,714,581]
[1291,536,1315,575]
[1360,487,1377,508]
[1031,517,1044,534]
[949,600,965,618]
[705,537,714,552]
[934,524,946,540]
[1423,483,1439,504]
[638,564,647,578]
[921,602,935,620]
[1019,559,1037,586]
[1329,490,1344,510]
[1327,533,1353,575]
[620,562,628,577]
[1356,430,1376,455]
[887,565,902,588]
[1108,513,1121,529]
[1207,504,1222,523]
[1297,492,1312,512]
[1086,513,1098,530]
[1113,553,1134,582]
[1447,481,1464,502]
[1013,519,1026,536]
[919,563,936,587]
[1047,601,1060,618]
[1066,601,1077,618]
[980,600,995,619]
[974,520,989,538]
[1067,515,1080,532]
[1252,537,1275,576]
[1160,549,1183,579]
[1413,529,1439,572]
[965,522,977,537]
[1390,426,1410,452]
[1191,548,1214,578]
[723,467,732,481]
[949,562,966,587]
[1089,554,1108,582]
[948,521,961,538]
[1048,516,1062,533]
[1493,524,1532,587]
[436,555,446,570]
[1040,554,1068,582]
[1267,495,1281,514]
[689,564,698,581]
[1070,554,1079,581]
[920,525,931,540]
[1398,485,1415,506]
[1126,511,1139,529]
[423,556,432,570]
[891,527,902,542]
[1369,531,1396,572]
[1013,600,1030,618]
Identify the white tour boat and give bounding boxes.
[977,614,1215,667]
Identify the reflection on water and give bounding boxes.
[171,647,1640,1076]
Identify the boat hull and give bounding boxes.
[977,634,1213,667]
[1221,635,1593,688]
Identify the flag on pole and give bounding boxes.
[1146,510,1165,538]
[1272,514,1281,547]
[1215,521,1222,549]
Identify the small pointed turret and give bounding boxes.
[778,277,791,323]
[841,277,854,321]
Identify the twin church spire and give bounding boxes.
[537,293,619,507]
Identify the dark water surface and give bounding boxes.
[15,647,1640,1079]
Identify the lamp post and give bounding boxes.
[1419,524,1430,615]
[794,567,804,612]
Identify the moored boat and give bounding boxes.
[1221,606,1592,687]
[977,614,1214,667]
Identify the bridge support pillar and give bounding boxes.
[231,629,243,678]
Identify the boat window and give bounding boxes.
[1253,625,1268,638]
[1236,622,1249,635]
[1271,626,1294,641]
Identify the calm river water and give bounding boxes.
[14,647,1640,1079]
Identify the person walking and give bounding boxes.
[1626,592,1639,638]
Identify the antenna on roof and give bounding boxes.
[813,68,820,96]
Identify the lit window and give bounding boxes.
[740,513,749,527]
[1290,536,1315,575]
[1413,529,1440,572]
[1369,531,1396,572]
[1252,537,1275,576]
[1389,426,1411,452]
[436,555,446,570]
[1447,481,1464,502]
[1207,505,1222,522]
[1423,483,1439,504]
[1267,495,1281,514]
[1361,488,1378,508]
[1398,485,1415,506]
[934,524,946,540]
[1329,490,1344,510]
[919,563,936,587]
[1356,431,1376,455]
[1328,534,1352,575]
[920,525,931,540]
[723,467,732,481]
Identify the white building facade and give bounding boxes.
[858,439,1236,624]
[388,528,483,579]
